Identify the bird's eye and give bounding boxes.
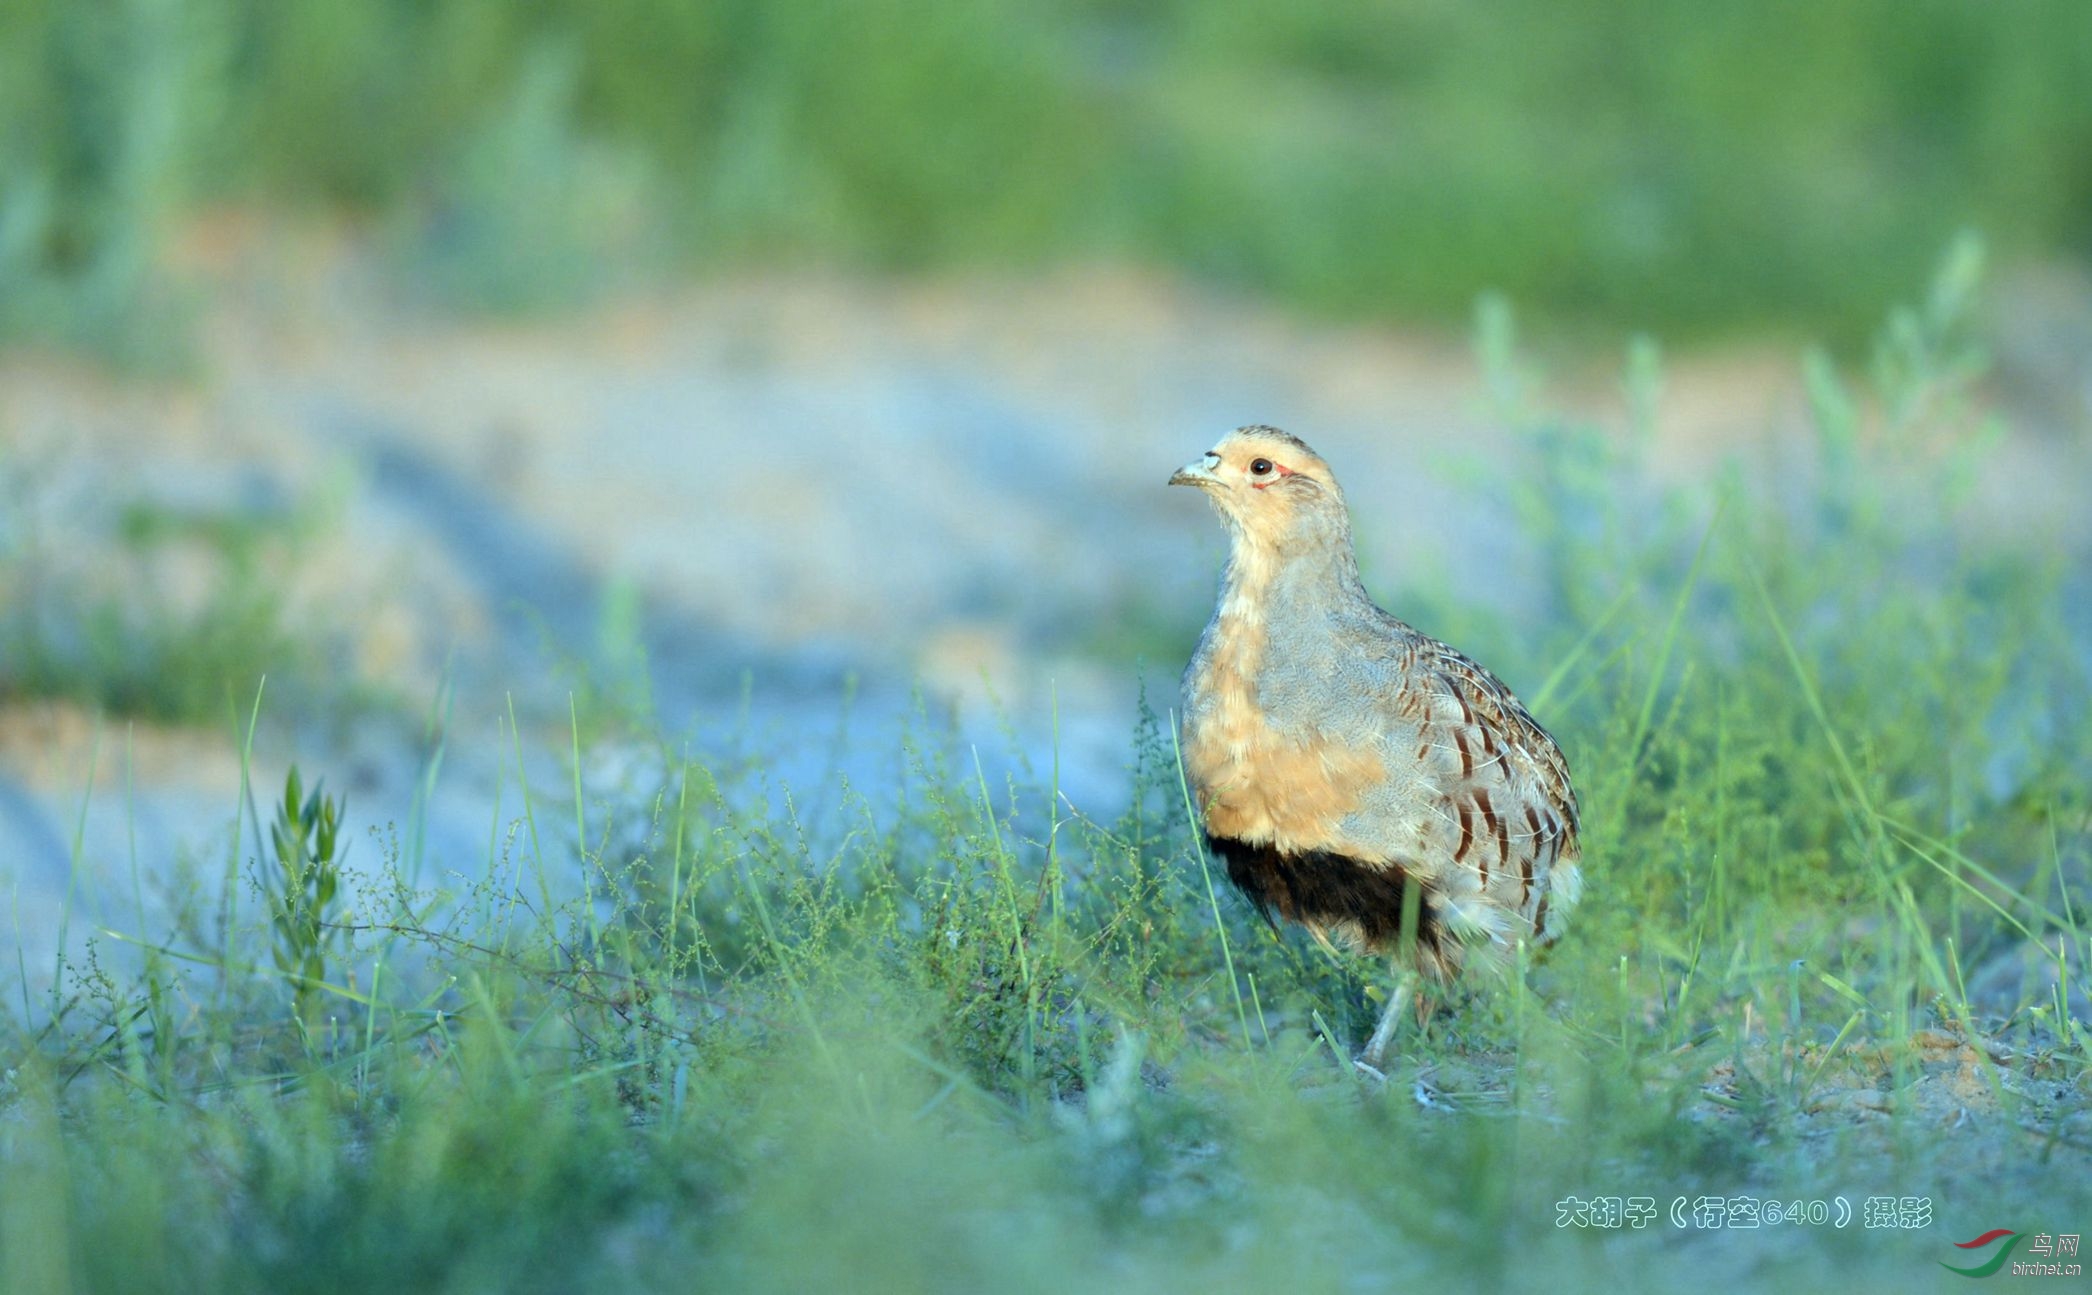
[1250,458,1273,475]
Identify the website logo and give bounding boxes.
[1940,1230,2022,1278]
[1942,1229,2081,1279]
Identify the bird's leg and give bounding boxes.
[1358,970,1421,1073]
[1307,925,1344,960]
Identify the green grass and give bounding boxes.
[4,0,2091,358]
[2,260,2088,1292]
[0,465,345,725]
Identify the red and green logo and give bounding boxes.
[1941,1229,2023,1278]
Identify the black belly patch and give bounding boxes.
[1204,834,1442,953]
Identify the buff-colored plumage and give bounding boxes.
[1171,426,1582,1069]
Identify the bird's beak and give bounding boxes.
[1168,454,1221,489]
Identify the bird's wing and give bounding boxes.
[1332,627,1582,949]
[1416,636,1581,842]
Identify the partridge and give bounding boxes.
[1171,426,1582,1069]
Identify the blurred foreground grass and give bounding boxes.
[4,0,2091,360]
[2,252,2088,1292]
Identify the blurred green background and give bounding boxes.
[5,0,2091,358]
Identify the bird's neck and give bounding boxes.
[1219,523,1369,622]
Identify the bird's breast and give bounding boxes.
[1182,606,1387,854]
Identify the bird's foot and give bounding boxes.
[1351,1057,1451,1111]
[1408,1075,1453,1111]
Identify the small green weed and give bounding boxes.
[265,765,347,1037]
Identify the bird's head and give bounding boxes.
[1168,425,1349,550]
